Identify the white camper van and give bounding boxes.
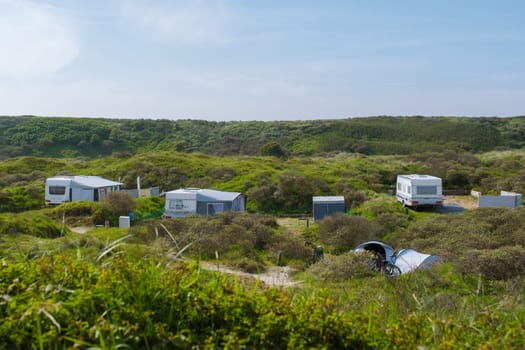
[45,176,122,205]
[396,174,443,208]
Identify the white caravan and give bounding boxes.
[396,174,443,208]
[45,176,122,205]
[163,188,245,219]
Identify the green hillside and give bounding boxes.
[3,116,525,348]
[2,115,525,159]
[3,149,525,214]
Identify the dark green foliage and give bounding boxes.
[305,251,376,280]
[133,196,165,221]
[0,256,377,349]
[391,207,525,280]
[269,231,312,266]
[93,192,136,227]
[318,213,380,254]
[245,178,280,213]
[2,115,524,159]
[335,182,369,209]
[259,141,287,158]
[49,201,99,217]
[0,212,64,238]
[3,149,525,216]
[0,186,43,212]
[2,252,525,348]
[247,172,329,214]
[158,213,278,271]
[46,201,100,227]
[5,114,525,347]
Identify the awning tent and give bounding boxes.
[355,241,440,275]
[393,248,440,274]
[354,241,396,265]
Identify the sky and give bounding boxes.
[0,0,524,121]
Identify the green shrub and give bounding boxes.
[374,212,409,235]
[269,231,311,267]
[457,246,525,280]
[92,192,136,226]
[153,213,281,270]
[0,186,44,213]
[353,194,403,219]
[305,251,376,281]
[318,213,380,254]
[391,207,525,280]
[48,201,98,222]
[334,182,369,209]
[0,212,64,238]
[231,213,275,249]
[259,141,287,158]
[0,255,380,349]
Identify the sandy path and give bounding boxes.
[200,262,301,287]
[444,195,478,210]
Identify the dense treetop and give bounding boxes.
[2,115,525,159]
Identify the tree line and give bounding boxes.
[2,115,525,159]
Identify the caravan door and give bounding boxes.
[80,188,94,201]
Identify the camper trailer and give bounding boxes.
[396,174,443,208]
[163,188,245,218]
[45,176,122,205]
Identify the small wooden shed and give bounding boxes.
[312,196,345,221]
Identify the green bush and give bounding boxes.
[457,246,525,280]
[391,207,525,280]
[0,212,64,238]
[269,231,311,267]
[0,186,44,213]
[259,141,287,158]
[374,212,409,235]
[92,192,136,226]
[58,201,98,216]
[0,255,378,349]
[334,182,369,209]
[305,251,376,281]
[318,213,380,254]
[133,196,165,221]
[155,213,282,271]
[353,194,403,219]
[3,253,524,349]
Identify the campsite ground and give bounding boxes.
[200,262,299,287]
[444,195,478,210]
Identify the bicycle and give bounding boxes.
[382,260,402,277]
[370,252,402,277]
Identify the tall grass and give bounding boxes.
[2,249,525,349]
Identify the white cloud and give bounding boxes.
[0,0,79,78]
[119,0,232,45]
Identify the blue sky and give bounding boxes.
[1,0,524,121]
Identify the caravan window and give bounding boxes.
[417,186,437,195]
[49,186,66,195]
[169,199,191,210]
[169,199,185,210]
